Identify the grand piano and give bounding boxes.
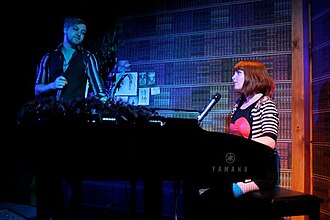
[12,97,279,219]
[14,97,277,183]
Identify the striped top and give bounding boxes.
[230,96,279,141]
[35,44,106,100]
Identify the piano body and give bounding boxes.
[11,101,279,219]
[14,113,278,183]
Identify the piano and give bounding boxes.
[13,111,277,183]
[11,99,278,219]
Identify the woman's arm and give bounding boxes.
[252,136,276,149]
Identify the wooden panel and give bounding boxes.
[291,0,311,193]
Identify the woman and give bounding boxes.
[230,60,280,197]
[183,60,280,220]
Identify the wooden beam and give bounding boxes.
[291,0,311,193]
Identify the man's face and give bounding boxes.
[64,23,87,46]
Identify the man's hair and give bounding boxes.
[64,17,87,29]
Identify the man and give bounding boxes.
[34,17,108,220]
[35,16,107,102]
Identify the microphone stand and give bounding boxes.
[197,93,221,123]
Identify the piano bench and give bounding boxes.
[235,187,323,219]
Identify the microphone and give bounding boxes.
[56,74,66,101]
[56,89,62,101]
[197,93,221,123]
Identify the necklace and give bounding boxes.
[63,59,71,72]
[61,46,75,70]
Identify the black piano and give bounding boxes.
[11,98,278,219]
[14,110,277,183]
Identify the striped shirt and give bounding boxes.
[230,96,279,141]
[35,44,106,100]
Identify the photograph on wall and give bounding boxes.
[115,96,128,102]
[147,71,156,86]
[128,96,138,106]
[150,87,160,95]
[139,72,147,87]
[113,72,138,96]
[138,88,150,105]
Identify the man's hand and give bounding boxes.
[53,76,67,89]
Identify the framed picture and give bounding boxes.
[113,72,138,96]
[147,71,156,86]
[138,88,150,105]
[128,96,138,106]
[139,72,147,87]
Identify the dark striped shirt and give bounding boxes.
[35,44,106,100]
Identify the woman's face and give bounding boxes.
[232,69,245,91]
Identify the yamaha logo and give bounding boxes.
[211,151,247,173]
[225,152,235,164]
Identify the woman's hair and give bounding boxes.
[233,60,275,97]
